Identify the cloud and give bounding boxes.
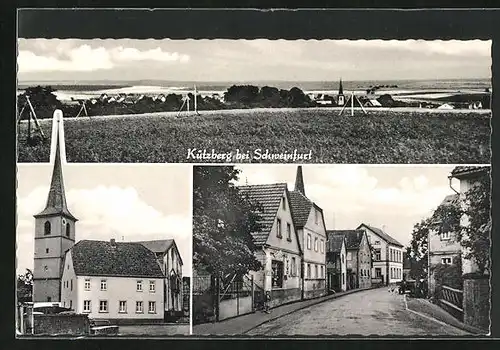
[16,185,191,276]
[18,44,190,73]
[335,39,491,57]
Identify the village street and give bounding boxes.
[245,288,470,336]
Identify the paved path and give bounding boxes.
[246,288,470,336]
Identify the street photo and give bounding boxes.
[16,114,192,337]
[192,164,491,336]
[17,38,491,164]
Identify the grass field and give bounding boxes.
[17,108,491,163]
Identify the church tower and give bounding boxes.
[33,117,77,303]
[294,165,306,197]
[337,78,345,106]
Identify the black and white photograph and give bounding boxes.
[16,38,491,164]
[16,113,192,337]
[192,165,491,336]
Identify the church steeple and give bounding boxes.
[34,119,77,221]
[294,166,306,196]
[338,78,344,96]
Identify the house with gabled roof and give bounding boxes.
[326,233,347,292]
[327,230,372,290]
[288,166,327,299]
[357,223,404,286]
[61,239,165,324]
[134,239,184,314]
[238,183,303,308]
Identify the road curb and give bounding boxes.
[403,294,483,336]
[242,286,381,335]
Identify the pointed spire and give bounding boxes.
[34,118,77,221]
[294,166,306,196]
[339,78,344,95]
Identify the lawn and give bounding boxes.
[17,108,491,163]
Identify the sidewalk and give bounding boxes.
[404,295,486,335]
[193,286,377,335]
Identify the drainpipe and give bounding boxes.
[448,175,460,195]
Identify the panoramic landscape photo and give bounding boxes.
[17,39,492,163]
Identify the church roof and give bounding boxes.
[238,183,288,246]
[34,121,77,221]
[70,240,164,278]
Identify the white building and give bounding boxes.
[357,223,404,286]
[61,239,165,324]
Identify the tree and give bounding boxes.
[193,166,263,277]
[18,86,63,119]
[407,218,431,280]
[17,269,33,303]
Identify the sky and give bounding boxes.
[233,164,466,248]
[17,39,492,82]
[16,163,192,277]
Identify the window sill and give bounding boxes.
[100,289,107,292]
[149,291,156,293]
[118,311,127,314]
[98,311,109,314]
[135,311,144,314]
[137,290,143,292]
[83,310,91,313]
[286,238,292,242]
[148,311,156,314]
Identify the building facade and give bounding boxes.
[327,230,372,290]
[358,223,404,286]
[61,239,165,324]
[326,233,347,292]
[239,183,303,308]
[135,240,184,313]
[289,166,327,299]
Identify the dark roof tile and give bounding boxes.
[327,230,364,250]
[358,224,404,247]
[289,191,312,228]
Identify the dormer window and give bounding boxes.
[282,197,286,211]
[44,221,51,235]
[66,223,71,237]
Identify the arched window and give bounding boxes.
[66,223,71,237]
[44,221,51,235]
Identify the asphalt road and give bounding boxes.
[245,288,469,336]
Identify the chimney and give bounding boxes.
[110,238,116,247]
[294,166,306,196]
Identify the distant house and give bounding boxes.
[326,233,347,292]
[116,94,127,103]
[134,239,184,313]
[357,223,404,286]
[288,166,327,299]
[337,78,345,106]
[437,103,454,110]
[153,94,167,103]
[61,239,165,324]
[99,93,108,102]
[326,230,372,290]
[428,194,462,296]
[364,99,382,107]
[238,183,303,308]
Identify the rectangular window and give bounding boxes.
[291,257,296,277]
[119,301,127,313]
[137,280,143,292]
[282,197,286,211]
[320,239,324,253]
[307,233,311,249]
[136,301,143,313]
[286,223,291,241]
[342,273,345,284]
[100,279,107,291]
[84,279,91,291]
[83,300,91,313]
[375,268,382,278]
[148,301,156,313]
[314,265,318,278]
[441,257,452,264]
[375,249,381,261]
[70,300,72,309]
[149,280,156,293]
[441,231,451,240]
[99,300,108,313]
[271,260,284,288]
[320,266,324,278]
[314,237,318,251]
[276,219,282,238]
[347,251,352,261]
[307,264,311,279]
[70,279,73,291]
[315,209,319,224]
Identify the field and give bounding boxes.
[17,108,491,163]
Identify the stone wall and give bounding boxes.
[270,288,301,308]
[303,279,327,299]
[463,276,491,332]
[34,314,90,335]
